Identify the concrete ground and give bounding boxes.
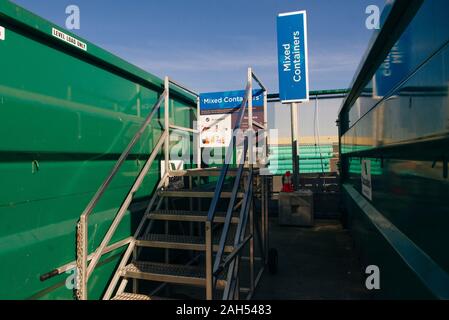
[253,219,371,300]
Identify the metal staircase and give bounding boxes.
[50,68,270,300]
[102,162,260,300]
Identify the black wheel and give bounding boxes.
[268,248,278,275]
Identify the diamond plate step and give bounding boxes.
[120,261,226,288]
[169,168,248,177]
[147,210,239,223]
[136,234,234,253]
[159,190,244,199]
[112,293,169,300]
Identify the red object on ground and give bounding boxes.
[282,171,294,192]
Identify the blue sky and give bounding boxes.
[13,0,385,93]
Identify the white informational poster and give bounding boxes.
[199,114,232,148]
[361,159,372,201]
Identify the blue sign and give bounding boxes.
[200,89,264,114]
[277,11,309,103]
[373,4,410,98]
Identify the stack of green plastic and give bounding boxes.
[348,158,383,175]
[268,145,335,175]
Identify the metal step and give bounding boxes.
[136,234,234,253]
[112,293,168,300]
[170,168,248,177]
[120,261,226,289]
[147,210,239,223]
[159,190,244,199]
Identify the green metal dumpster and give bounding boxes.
[0,1,197,299]
[338,0,449,299]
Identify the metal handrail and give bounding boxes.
[76,90,168,299]
[251,70,266,92]
[204,75,252,300]
[169,78,199,98]
[102,172,170,300]
[77,73,202,298]
[212,138,249,275]
[73,73,200,300]
[206,82,251,223]
[86,131,168,278]
[169,124,200,134]
[215,234,252,275]
[204,67,269,300]
[223,175,253,300]
[79,90,167,222]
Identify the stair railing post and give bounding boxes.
[261,89,268,262]
[76,215,88,300]
[260,175,265,265]
[235,263,240,300]
[264,177,269,264]
[132,247,138,293]
[249,179,255,295]
[164,76,170,184]
[263,89,268,137]
[247,68,254,166]
[196,95,202,169]
[262,74,270,264]
[205,220,213,300]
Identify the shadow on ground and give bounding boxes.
[253,219,371,300]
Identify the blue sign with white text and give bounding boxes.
[277,11,309,103]
[200,89,264,114]
[373,3,410,98]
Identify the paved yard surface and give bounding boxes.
[254,219,371,300]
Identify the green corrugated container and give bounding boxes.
[0,2,196,299]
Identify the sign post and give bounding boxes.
[277,10,309,190]
[290,103,300,190]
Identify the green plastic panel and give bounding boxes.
[268,145,336,175]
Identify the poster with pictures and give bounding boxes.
[199,114,232,148]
